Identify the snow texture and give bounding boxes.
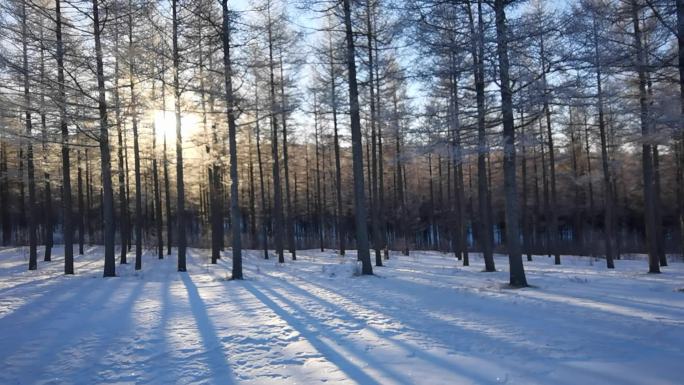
[1,246,682,384]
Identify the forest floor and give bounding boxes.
[0,245,682,385]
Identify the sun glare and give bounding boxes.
[152,110,201,143]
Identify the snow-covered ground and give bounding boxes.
[1,246,682,385]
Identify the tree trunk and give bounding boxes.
[21,0,37,271]
[393,91,408,256]
[248,127,257,244]
[39,22,53,262]
[520,110,532,261]
[677,0,684,259]
[254,79,269,260]
[280,55,297,261]
[569,111,583,254]
[279,54,297,261]
[19,148,25,243]
[1,143,11,246]
[428,154,435,249]
[55,0,74,274]
[113,6,128,265]
[197,21,220,265]
[592,13,615,268]
[540,30,560,265]
[468,0,494,271]
[266,2,285,263]
[172,0,186,271]
[631,0,659,273]
[314,93,324,252]
[448,61,467,266]
[152,118,163,259]
[93,0,116,277]
[539,119,550,257]
[128,2,143,271]
[123,124,131,250]
[494,0,527,287]
[77,150,85,255]
[222,0,243,279]
[583,114,596,258]
[365,0,382,266]
[643,33,667,267]
[653,146,667,266]
[161,135,172,256]
[209,154,221,265]
[373,17,388,260]
[342,0,372,274]
[86,149,93,244]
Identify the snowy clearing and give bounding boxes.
[1,246,683,385]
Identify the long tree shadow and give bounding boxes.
[0,247,31,275]
[108,262,178,384]
[516,288,684,326]
[383,272,684,337]
[51,279,148,381]
[256,278,503,384]
[607,294,684,314]
[0,246,100,296]
[0,269,105,328]
[79,273,175,384]
[244,281,417,385]
[180,272,237,385]
[267,271,548,353]
[278,269,684,359]
[0,278,146,383]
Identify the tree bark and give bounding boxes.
[222,0,243,279]
[583,114,596,258]
[448,61,467,266]
[653,146,667,266]
[172,0,186,271]
[328,30,345,256]
[468,0,494,271]
[592,13,615,268]
[631,0,659,273]
[248,127,257,244]
[314,93,324,252]
[113,3,128,265]
[266,1,285,263]
[494,0,527,287]
[77,150,85,255]
[1,143,10,246]
[93,0,116,277]
[677,0,684,259]
[279,54,297,260]
[393,90,408,256]
[520,110,532,261]
[569,111,583,254]
[254,78,269,260]
[20,0,37,271]
[152,113,163,258]
[128,4,143,270]
[55,0,74,274]
[365,0,382,266]
[38,21,53,262]
[342,0,372,274]
[540,29,560,265]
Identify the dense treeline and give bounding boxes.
[0,0,682,284]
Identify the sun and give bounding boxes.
[152,110,175,142]
[152,110,200,143]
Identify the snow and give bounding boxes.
[1,246,683,385]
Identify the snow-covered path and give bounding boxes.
[1,246,682,384]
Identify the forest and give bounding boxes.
[0,0,683,383]
[0,0,682,281]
